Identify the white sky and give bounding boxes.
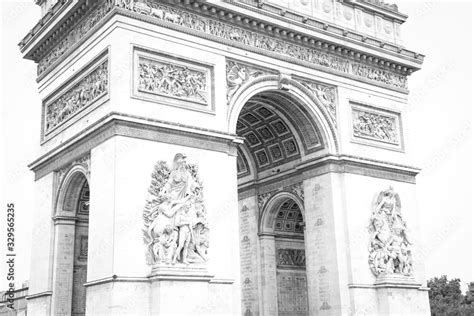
[0,1,473,292]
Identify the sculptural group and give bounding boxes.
[368,187,413,277]
[143,153,209,266]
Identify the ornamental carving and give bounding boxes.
[300,80,337,125]
[138,57,208,105]
[90,0,405,89]
[257,182,304,212]
[277,248,306,268]
[56,154,91,189]
[226,61,269,103]
[45,61,108,134]
[368,187,413,277]
[38,1,114,75]
[352,108,399,145]
[37,0,408,88]
[142,153,209,266]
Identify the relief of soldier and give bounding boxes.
[45,62,108,132]
[138,59,207,104]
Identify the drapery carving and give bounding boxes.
[142,154,209,266]
[368,187,413,277]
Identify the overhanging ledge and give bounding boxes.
[28,112,243,181]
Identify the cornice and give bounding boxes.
[19,0,77,55]
[214,0,422,65]
[28,112,242,178]
[238,153,419,193]
[20,0,423,78]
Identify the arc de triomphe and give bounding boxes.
[20,0,430,314]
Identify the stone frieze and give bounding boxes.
[45,61,108,134]
[138,56,209,105]
[352,107,400,145]
[38,1,114,76]
[38,0,408,89]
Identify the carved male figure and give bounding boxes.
[172,203,194,264]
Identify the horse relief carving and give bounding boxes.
[142,153,209,266]
[368,187,413,277]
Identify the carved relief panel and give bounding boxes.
[133,48,214,113]
[350,102,403,151]
[42,52,109,141]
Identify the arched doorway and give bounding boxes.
[51,167,90,315]
[235,88,327,315]
[262,195,308,316]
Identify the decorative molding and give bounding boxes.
[21,0,424,71]
[226,60,273,103]
[26,291,53,300]
[298,79,337,126]
[368,187,413,277]
[277,248,306,268]
[29,113,242,180]
[134,48,214,113]
[257,182,303,212]
[44,59,109,137]
[114,1,409,89]
[31,0,416,89]
[36,1,113,75]
[351,102,402,150]
[142,154,209,267]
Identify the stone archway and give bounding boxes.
[228,75,339,155]
[51,167,90,316]
[260,193,308,316]
[235,87,328,315]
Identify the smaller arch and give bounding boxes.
[55,164,89,217]
[259,191,304,235]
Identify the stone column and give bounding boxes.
[238,193,260,315]
[51,217,76,315]
[259,234,278,316]
[303,172,348,315]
